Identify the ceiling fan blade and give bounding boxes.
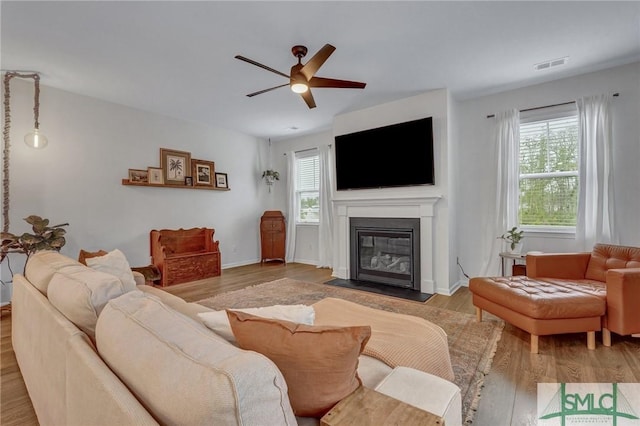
[300,44,336,80]
[300,89,316,109]
[235,55,290,79]
[246,83,289,97]
[308,77,366,89]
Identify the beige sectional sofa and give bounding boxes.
[12,251,462,425]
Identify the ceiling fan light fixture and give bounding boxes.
[291,82,308,94]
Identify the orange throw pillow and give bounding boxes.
[78,249,108,265]
[226,310,371,417]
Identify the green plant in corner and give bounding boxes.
[498,226,524,250]
[1,215,69,277]
[262,169,280,192]
[262,169,280,181]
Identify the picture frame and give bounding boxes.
[160,148,191,185]
[215,172,228,189]
[185,176,193,186]
[192,159,215,187]
[147,167,163,185]
[128,169,148,183]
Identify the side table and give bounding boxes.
[499,252,526,276]
[320,386,443,426]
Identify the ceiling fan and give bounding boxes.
[235,44,366,109]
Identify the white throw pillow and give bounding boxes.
[85,249,137,291]
[198,304,315,343]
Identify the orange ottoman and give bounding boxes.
[469,276,606,353]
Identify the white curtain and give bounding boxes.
[317,145,333,268]
[480,109,520,276]
[576,94,617,250]
[285,151,297,263]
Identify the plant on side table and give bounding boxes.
[498,226,524,253]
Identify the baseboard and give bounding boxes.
[436,280,464,296]
[293,258,318,266]
[221,258,260,269]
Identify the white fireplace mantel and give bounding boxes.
[332,195,442,294]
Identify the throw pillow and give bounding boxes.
[85,249,137,291]
[198,304,315,343]
[78,249,109,265]
[227,310,371,417]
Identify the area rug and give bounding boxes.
[197,278,504,423]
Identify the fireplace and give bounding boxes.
[350,217,420,290]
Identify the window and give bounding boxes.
[295,152,319,223]
[519,106,579,230]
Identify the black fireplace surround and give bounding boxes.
[349,217,421,290]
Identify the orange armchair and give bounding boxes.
[526,243,640,345]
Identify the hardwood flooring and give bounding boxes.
[2,262,639,425]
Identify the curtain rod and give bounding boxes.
[486,92,619,119]
[283,145,330,155]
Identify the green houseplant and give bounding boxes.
[262,169,280,182]
[262,169,280,192]
[1,215,69,274]
[499,226,524,252]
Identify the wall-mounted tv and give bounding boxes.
[334,117,434,191]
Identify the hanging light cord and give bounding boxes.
[2,72,40,234]
[33,74,40,130]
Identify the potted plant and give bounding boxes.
[262,169,280,192]
[1,215,69,275]
[499,226,524,253]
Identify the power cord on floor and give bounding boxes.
[456,257,470,279]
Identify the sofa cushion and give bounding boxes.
[585,243,640,282]
[96,291,297,426]
[85,249,137,290]
[227,310,371,418]
[25,250,85,296]
[48,267,138,340]
[198,304,315,343]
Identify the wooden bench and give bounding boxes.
[150,228,221,287]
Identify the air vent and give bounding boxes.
[534,56,568,71]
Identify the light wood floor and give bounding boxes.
[2,262,639,425]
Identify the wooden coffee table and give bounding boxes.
[320,386,444,426]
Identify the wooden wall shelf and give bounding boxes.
[121,179,230,191]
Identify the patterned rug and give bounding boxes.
[197,278,504,423]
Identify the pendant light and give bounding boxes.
[23,73,48,149]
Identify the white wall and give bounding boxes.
[456,62,640,280]
[1,80,271,303]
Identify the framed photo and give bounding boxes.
[160,148,191,185]
[128,169,148,183]
[147,167,163,185]
[192,159,215,187]
[215,172,228,189]
[185,176,193,186]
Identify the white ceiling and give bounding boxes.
[2,1,639,141]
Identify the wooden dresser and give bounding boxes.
[150,227,221,286]
[260,211,286,264]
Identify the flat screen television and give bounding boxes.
[334,117,434,190]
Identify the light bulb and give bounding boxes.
[291,82,308,94]
[24,128,48,149]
